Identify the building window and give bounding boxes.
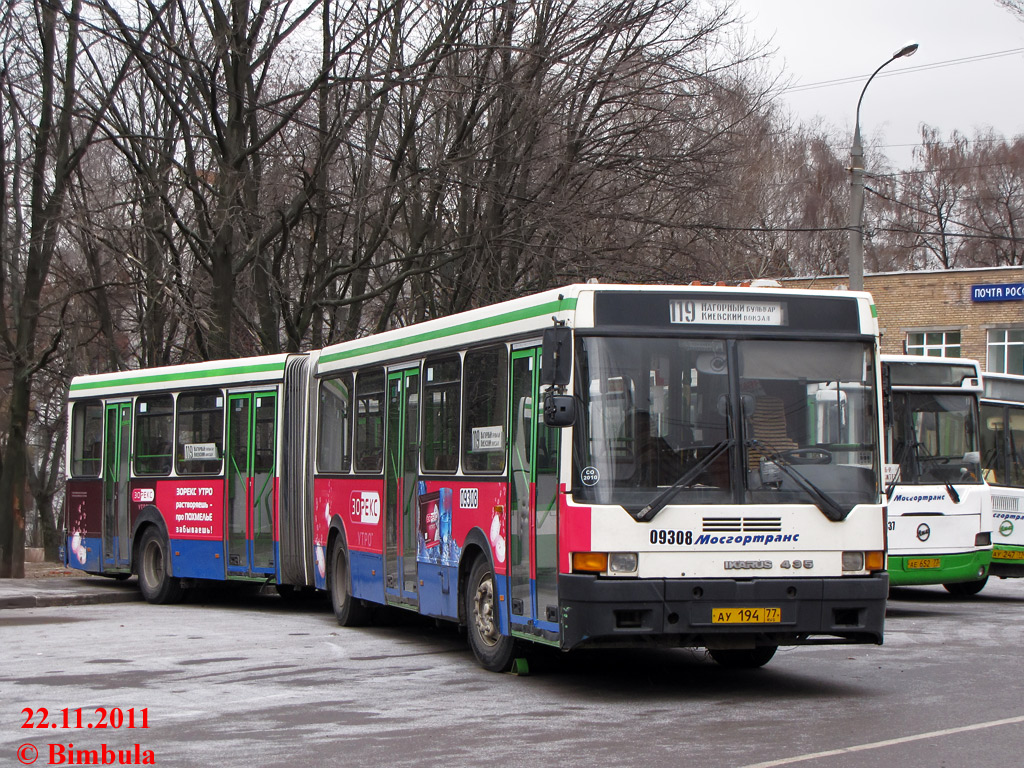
[988,329,1024,374]
[906,331,961,358]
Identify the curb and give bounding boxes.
[0,591,143,610]
[0,577,144,611]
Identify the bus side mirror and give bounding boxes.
[544,393,576,427]
[541,326,572,387]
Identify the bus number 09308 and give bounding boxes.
[650,530,693,545]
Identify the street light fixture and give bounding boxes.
[848,41,919,291]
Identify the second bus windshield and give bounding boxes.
[890,392,982,485]
[572,336,880,512]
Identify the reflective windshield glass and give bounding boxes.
[740,340,879,510]
[572,337,880,512]
[890,392,982,485]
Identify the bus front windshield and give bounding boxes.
[572,336,880,515]
[890,392,982,485]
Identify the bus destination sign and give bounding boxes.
[593,291,860,334]
[670,299,784,326]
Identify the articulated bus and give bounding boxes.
[881,356,992,595]
[979,372,1024,577]
[64,284,889,671]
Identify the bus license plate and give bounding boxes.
[993,549,1024,561]
[711,607,781,624]
[907,558,941,569]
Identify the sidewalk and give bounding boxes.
[0,562,143,609]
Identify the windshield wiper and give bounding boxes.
[747,440,849,522]
[632,440,732,522]
[889,439,961,503]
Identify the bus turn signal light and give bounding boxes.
[865,551,885,572]
[572,552,608,573]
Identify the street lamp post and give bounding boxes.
[848,41,919,291]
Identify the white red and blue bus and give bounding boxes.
[881,356,992,595]
[64,284,889,670]
[979,372,1024,576]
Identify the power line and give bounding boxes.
[782,48,1024,95]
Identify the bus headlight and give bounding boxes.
[841,552,864,571]
[976,532,991,547]
[608,552,638,574]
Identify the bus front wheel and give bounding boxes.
[708,645,778,669]
[137,527,184,605]
[465,557,517,672]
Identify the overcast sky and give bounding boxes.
[735,0,1024,168]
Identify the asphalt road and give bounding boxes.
[3,578,1024,768]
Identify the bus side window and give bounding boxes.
[462,345,508,474]
[423,354,461,473]
[318,373,353,474]
[176,390,224,475]
[354,368,385,472]
[71,400,104,477]
[135,394,174,476]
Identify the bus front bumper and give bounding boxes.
[887,550,990,587]
[557,573,888,651]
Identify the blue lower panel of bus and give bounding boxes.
[417,562,459,620]
[66,535,102,573]
[557,574,889,650]
[351,550,386,605]
[169,539,227,580]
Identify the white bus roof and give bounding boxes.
[317,283,877,375]
[68,353,297,400]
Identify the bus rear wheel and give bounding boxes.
[137,527,184,604]
[465,557,516,672]
[944,576,988,597]
[708,645,778,669]
[330,539,370,627]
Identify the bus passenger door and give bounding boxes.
[226,392,278,577]
[509,348,560,640]
[385,368,420,607]
[103,402,132,570]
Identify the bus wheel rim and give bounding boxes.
[472,574,498,647]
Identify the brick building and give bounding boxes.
[787,266,1024,373]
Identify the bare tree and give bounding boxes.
[0,0,133,576]
[962,131,1024,266]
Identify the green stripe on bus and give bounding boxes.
[319,297,578,365]
[69,361,287,392]
[870,304,878,318]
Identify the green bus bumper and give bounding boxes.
[888,550,991,587]
[991,545,1024,578]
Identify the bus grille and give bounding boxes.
[703,517,782,532]
[993,495,1020,513]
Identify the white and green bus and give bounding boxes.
[881,356,992,595]
[979,372,1024,576]
[65,284,889,671]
